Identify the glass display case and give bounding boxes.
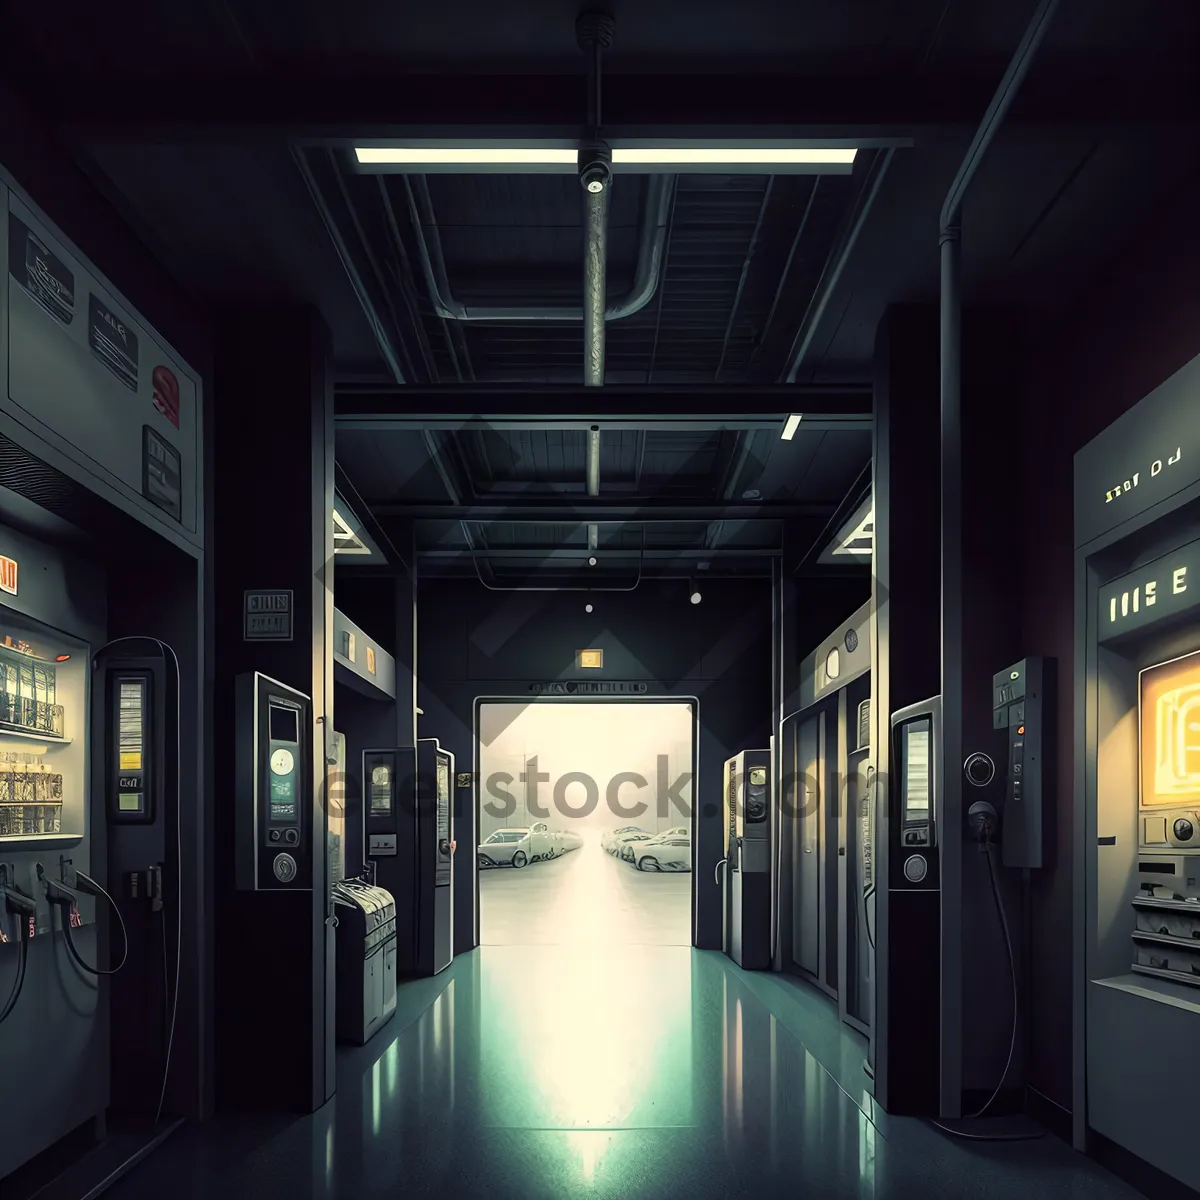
[0,613,87,846]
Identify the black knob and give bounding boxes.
[1175,818,1194,841]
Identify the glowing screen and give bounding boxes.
[1140,648,1200,807]
[902,720,931,817]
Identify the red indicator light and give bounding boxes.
[55,654,71,662]
[1017,725,1025,735]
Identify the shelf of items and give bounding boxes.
[0,727,71,746]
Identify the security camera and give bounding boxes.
[578,143,612,194]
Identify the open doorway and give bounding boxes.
[475,698,696,948]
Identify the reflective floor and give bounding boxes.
[104,937,1145,1200]
[480,839,691,946]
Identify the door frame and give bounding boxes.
[471,694,701,947]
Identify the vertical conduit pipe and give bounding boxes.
[937,0,1060,1122]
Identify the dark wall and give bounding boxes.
[1020,166,1200,1116]
[418,576,774,953]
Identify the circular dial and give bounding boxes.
[270,748,295,776]
[1174,817,1195,842]
[273,853,297,882]
[844,628,859,653]
[903,854,928,883]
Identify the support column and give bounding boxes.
[211,306,335,1113]
[871,305,943,1113]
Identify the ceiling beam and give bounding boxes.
[380,502,832,522]
[48,68,1197,137]
[419,547,779,560]
[336,384,871,431]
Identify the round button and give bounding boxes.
[284,828,299,845]
[903,854,928,884]
[273,853,297,883]
[269,829,281,843]
[270,748,295,776]
[1175,818,1195,842]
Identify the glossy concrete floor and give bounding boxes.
[103,849,1145,1200]
[479,838,691,946]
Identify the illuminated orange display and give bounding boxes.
[1139,647,1200,807]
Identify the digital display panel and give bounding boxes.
[1139,648,1200,808]
[269,704,298,744]
[901,719,931,819]
[369,762,393,814]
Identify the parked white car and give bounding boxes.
[601,825,649,854]
[634,834,693,873]
[617,826,688,862]
[478,823,581,868]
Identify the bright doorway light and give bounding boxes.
[780,414,803,440]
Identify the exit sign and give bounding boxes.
[577,649,603,669]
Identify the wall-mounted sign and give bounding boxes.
[366,646,376,675]
[142,426,182,523]
[0,556,17,597]
[244,590,294,642]
[528,681,648,695]
[577,649,603,669]
[1097,537,1200,644]
[88,295,138,393]
[1075,348,1200,547]
[4,190,201,541]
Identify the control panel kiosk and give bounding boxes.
[364,738,454,977]
[235,673,313,891]
[418,738,455,976]
[718,749,771,970]
[882,697,950,1116]
[1075,360,1200,1192]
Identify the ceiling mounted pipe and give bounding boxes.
[403,172,673,324]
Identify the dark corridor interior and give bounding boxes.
[0,2,1199,1199]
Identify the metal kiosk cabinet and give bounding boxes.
[719,749,771,970]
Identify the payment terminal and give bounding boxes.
[235,672,313,891]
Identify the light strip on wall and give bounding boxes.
[780,414,803,441]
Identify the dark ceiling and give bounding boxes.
[3,0,1196,585]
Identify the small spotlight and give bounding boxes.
[585,603,594,613]
[690,591,702,605]
[588,556,597,566]
[586,178,605,194]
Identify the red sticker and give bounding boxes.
[152,364,181,429]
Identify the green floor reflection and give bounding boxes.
[480,945,694,1129]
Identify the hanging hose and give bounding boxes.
[43,867,129,976]
[0,891,33,1024]
[930,842,1041,1143]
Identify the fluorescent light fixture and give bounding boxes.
[353,145,858,170]
[355,147,576,166]
[780,414,803,441]
[612,147,856,166]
